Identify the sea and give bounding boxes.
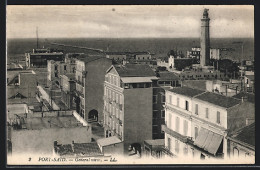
[6,38,254,63]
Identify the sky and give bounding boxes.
[6,5,254,39]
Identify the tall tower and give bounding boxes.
[200,9,210,66]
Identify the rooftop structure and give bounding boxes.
[194,92,241,108]
[164,86,204,98]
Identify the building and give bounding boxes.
[103,64,158,154]
[74,54,112,122]
[7,110,91,156]
[7,70,37,104]
[47,59,76,88]
[200,9,210,66]
[152,71,180,139]
[105,52,127,61]
[244,74,254,93]
[134,52,152,61]
[226,122,255,159]
[162,86,254,159]
[25,48,64,68]
[60,73,76,109]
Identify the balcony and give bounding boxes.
[161,124,189,143]
[118,119,123,125]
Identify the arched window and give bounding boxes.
[233,147,239,157]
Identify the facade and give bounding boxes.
[74,54,112,122]
[47,59,76,88]
[60,74,76,109]
[25,48,64,68]
[200,9,210,66]
[105,52,127,61]
[103,64,157,153]
[152,71,181,139]
[134,53,152,60]
[227,123,255,159]
[163,86,254,159]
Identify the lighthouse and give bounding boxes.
[200,8,210,66]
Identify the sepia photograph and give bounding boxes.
[6,5,255,165]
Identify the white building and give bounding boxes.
[163,86,255,160]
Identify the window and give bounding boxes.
[195,104,198,115]
[153,110,158,118]
[177,97,179,107]
[161,110,165,118]
[169,95,172,104]
[185,101,189,111]
[168,137,171,151]
[161,95,165,104]
[55,65,58,70]
[175,140,179,153]
[195,127,199,139]
[55,72,58,77]
[116,94,119,103]
[153,95,157,104]
[217,111,221,124]
[206,108,209,118]
[168,113,172,128]
[183,120,188,136]
[64,65,67,70]
[175,117,180,133]
[233,148,239,157]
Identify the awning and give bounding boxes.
[97,136,122,147]
[121,76,158,83]
[194,128,223,155]
[193,128,209,148]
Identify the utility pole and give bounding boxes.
[36,27,39,49]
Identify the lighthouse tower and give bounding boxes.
[200,9,210,66]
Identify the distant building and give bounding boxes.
[244,74,254,93]
[7,70,37,104]
[162,86,254,159]
[8,110,91,156]
[134,53,152,61]
[47,59,76,88]
[105,52,127,61]
[74,54,112,122]
[103,64,157,154]
[25,48,64,68]
[227,122,255,159]
[182,80,241,97]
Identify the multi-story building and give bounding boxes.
[47,59,76,88]
[103,64,158,153]
[74,54,112,122]
[162,86,254,160]
[152,71,180,139]
[25,48,64,68]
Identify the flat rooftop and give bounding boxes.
[24,115,84,130]
[165,86,205,97]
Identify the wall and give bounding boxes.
[11,126,92,155]
[227,102,255,132]
[84,58,112,122]
[123,87,153,152]
[192,99,228,130]
[152,87,166,139]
